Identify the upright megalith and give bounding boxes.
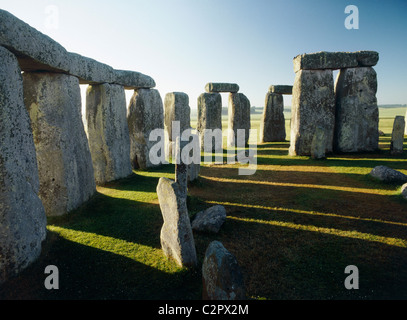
[23,72,96,216]
[290,51,379,157]
[289,69,335,156]
[260,86,290,142]
[86,83,132,185]
[390,116,405,155]
[0,46,47,284]
[228,92,251,147]
[197,92,223,152]
[127,88,164,170]
[164,92,191,157]
[334,67,379,153]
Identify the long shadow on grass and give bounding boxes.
[0,231,200,300]
[198,166,403,191]
[213,216,407,299]
[47,169,175,249]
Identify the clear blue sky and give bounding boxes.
[1,0,406,109]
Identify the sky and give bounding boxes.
[1,0,406,109]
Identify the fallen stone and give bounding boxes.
[390,116,405,155]
[369,166,407,184]
[205,83,239,93]
[228,92,251,147]
[127,88,164,170]
[157,177,197,268]
[311,126,327,159]
[260,92,286,142]
[197,92,223,152]
[269,85,293,95]
[23,72,96,216]
[192,205,227,233]
[86,83,132,185]
[202,241,246,300]
[289,69,335,156]
[293,51,358,72]
[378,130,385,136]
[0,46,47,284]
[334,67,379,153]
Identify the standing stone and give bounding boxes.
[157,177,197,268]
[334,67,379,153]
[405,109,407,135]
[0,46,47,284]
[228,92,251,147]
[23,72,96,216]
[86,83,132,185]
[390,116,405,155]
[260,92,286,142]
[197,92,222,152]
[311,126,327,159]
[289,69,335,156]
[164,92,191,158]
[127,88,164,170]
[202,241,246,300]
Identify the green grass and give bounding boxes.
[1,108,406,300]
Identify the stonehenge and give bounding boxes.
[0,46,47,285]
[289,51,380,156]
[390,116,405,155]
[1,8,403,292]
[260,85,292,142]
[86,83,132,185]
[23,72,96,216]
[127,88,164,170]
[197,83,252,151]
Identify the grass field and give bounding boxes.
[1,107,406,300]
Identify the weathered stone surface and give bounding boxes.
[334,67,379,153]
[0,9,155,88]
[164,92,191,143]
[289,69,335,156]
[260,92,286,142]
[0,9,70,73]
[269,85,293,95]
[113,69,156,89]
[401,183,407,200]
[127,88,164,170]
[0,46,47,284]
[197,92,222,152]
[228,93,251,147]
[157,177,197,268]
[390,116,405,155]
[293,51,358,72]
[354,51,379,67]
[86,83,132,185]
[192,205,226,233]
[311,126,327,159]
[369,166,407,184]
[205,83,239,93]
[23,72,96,216]
[202,241,246,300]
